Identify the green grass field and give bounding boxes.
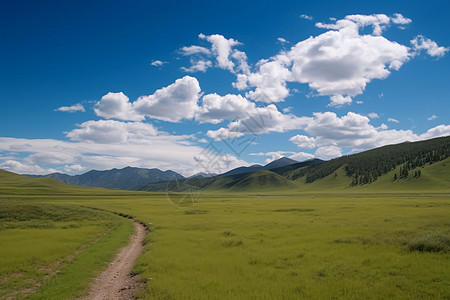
[0,165,449,299]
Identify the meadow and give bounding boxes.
[1,188,449,299]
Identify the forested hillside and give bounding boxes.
[285,136,450,185]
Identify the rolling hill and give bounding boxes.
[138,135,450,193]
[0,169,97,195]
[28,166,184,190]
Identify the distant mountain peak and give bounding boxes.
[27,166,184,190]
[263,157,299,169]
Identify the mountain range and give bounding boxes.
[28,166,184,190]
[27,157,301,190]
[138,135,450,192]
[20,136,450,192]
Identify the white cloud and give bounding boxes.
[329,95,353,107]
[300,14,313,21]
[95,92,143,121]
[246,55,292,102]
[206,104,309,140]
[290,151,315,161]
[231,50,250,74]
[411,35,449,57]
[289,135,316,149]
[66,120,158,144]
[181,58,212,72]
[134,76,201,122]
[180,45,211,56]
[94,76,201,123]
[314,146,342,160]
[388,118,399,123]
[55,103,85,113]
[304,112,377,149]
[368,112,379,119]
[0,159,54,175]
[24,152,75,165]
[289,15,411,105]
[250,150,314,164]
[0,134,248,176]
[151,60,168,67]
[428,114,438,121]
[391,13,412,25]
[232,74,249,90]
[195,93,253,124]
[420,124,450,140]
[296,112,450,156]
[277,37,288,44]
[64,164,86,173]
[176,15,446,108]
[200,33,242,72]
[229,14,413,106]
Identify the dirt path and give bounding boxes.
[80,221,147,300]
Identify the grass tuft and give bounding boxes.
[184,209,209,215]
[407,232,450,253]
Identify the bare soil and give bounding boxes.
[80,221,146,300]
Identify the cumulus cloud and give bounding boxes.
[55,103,85,113]
[181,58,212,72]
[95,92,143,121]
[64,164,86,173]
[94,76,201,123]
[0,133,249,176]
[199,33,242,72]
[246,55,292,102]
[289,15,411,105]
[411,35,449,57]
[329,95,353,107]
[289,135,316,149]
[367,112,379,119]
[180,45,211,56]
[391,13,412,25]
[314,146,342,160]
[134,76,201,122]
[206,104,309,140]
[291,111,450,154]
[0,159,55,175]
[290,151,315,161]
[66,120,158,144]
[250,150,314,164]
[428,114,438,121]
[277,37,288,44]
[177,14,446,107]
[195,93,253,124]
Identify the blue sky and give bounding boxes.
[1,0,449,176]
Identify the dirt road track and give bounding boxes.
[80,221,146,300]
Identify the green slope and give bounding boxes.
[137,136,450,193]
[0,169,145,196]
[357,157,450,192]
[226,170,297,192]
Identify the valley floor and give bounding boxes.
[1,190,449,299]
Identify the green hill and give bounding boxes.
[226,170,297,192]
[139,136,450,193]
[290,136,450,186]
[0,169,142,196]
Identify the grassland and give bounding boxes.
[0,198,134,299]
[1,167,449,299]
